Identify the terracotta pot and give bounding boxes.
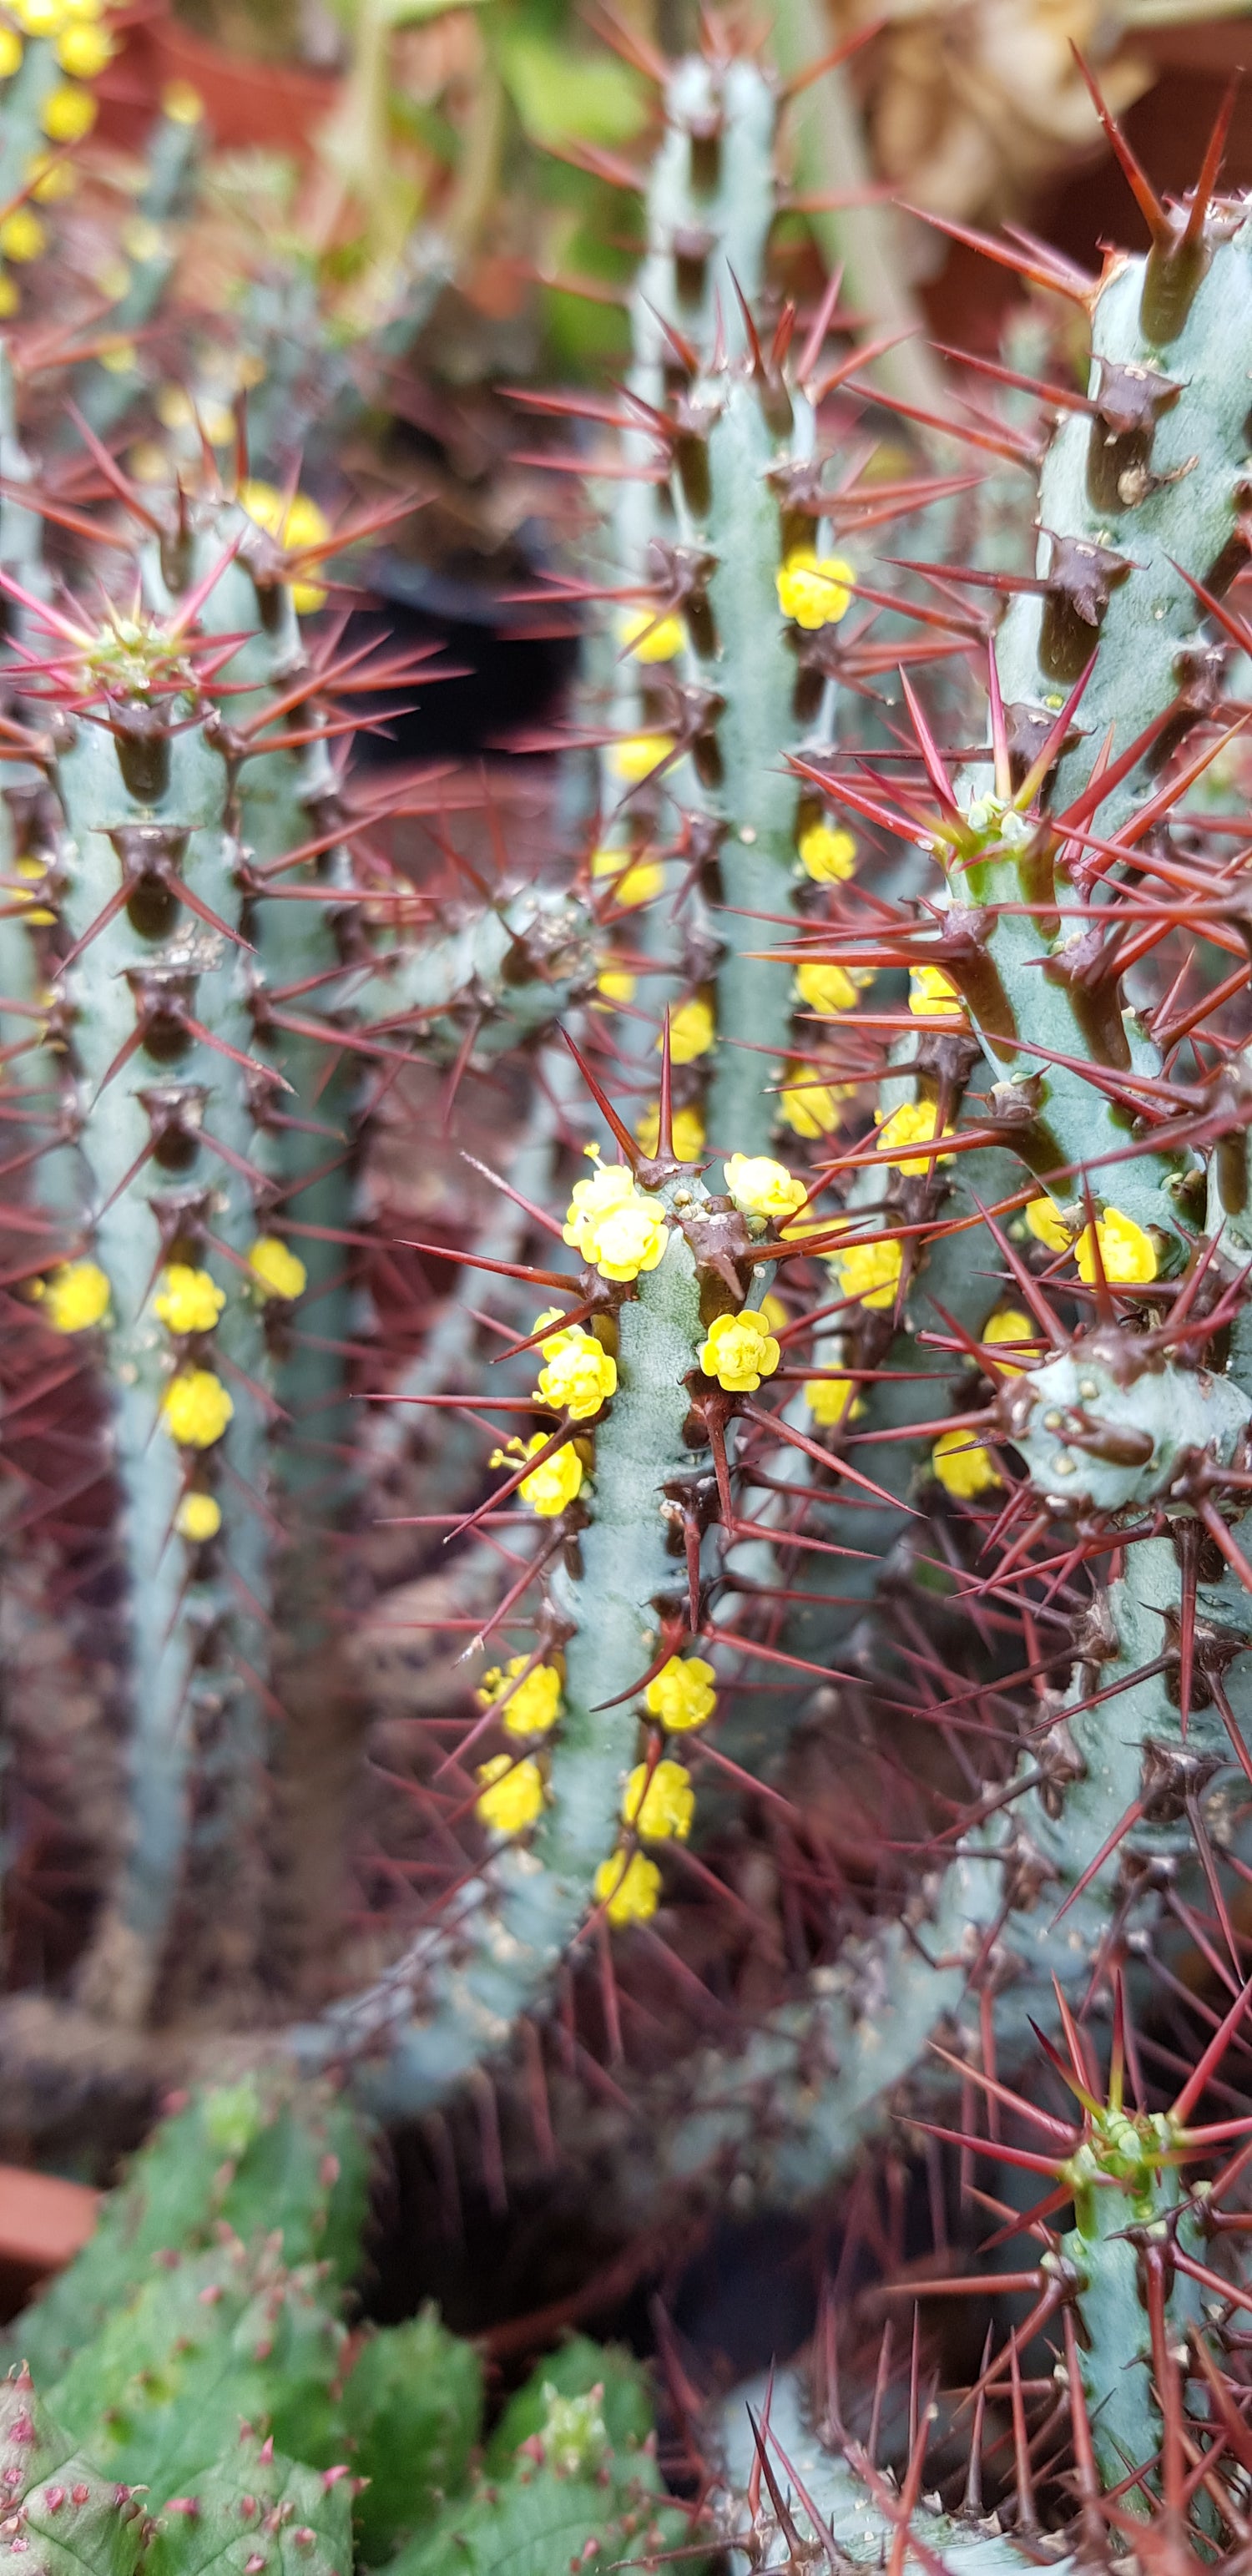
[0,2163,98,2281]
[147,15,338,154]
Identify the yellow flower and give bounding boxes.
[55,19,110,71]
[779,1064,842,1138]
[635,1102,705,1162]
[645,1654,716,1732]
[662,997,714,1063]
[620,607,684,664]
[931,1427,1002,1500]
[795,960,858,1017]
[490,1432,584,1518]
[0,28,22,75]
[1025,1195,1076,1252]
[776,548,855,630]
[476,1657,563,1740]
[596,964,636,1004]
[832,1236,904,1311]
[174,1492,222,1543]
[724,1153,806,1224]
[623,1757,694,1842]
[760,1291,787,1334]
[163,1368,234,1449]
[475,1753,545,1835]
[40,82,96,140]
[0,207,43,261]
[593,1848,662,1927]
[805,1375,859,1427]
[1075,1209,1158,1286]
[699,1306,780,1393]
[610,734,674,784]
[874,1100,953,1178]
[590,846,665,908]
[590,1196,669,1282]
[154,1265,225,1336]
[39,1259,109,1333]
[161,78,204,124]
[247,1236,307,1301]
[563,1157,638,1255]
[798,821,856,882]
[536,1328,617,1421]
[909,965,964,1019]
[237,480,331,614]
[982,1306,1036,1376]
[10,0,64,28]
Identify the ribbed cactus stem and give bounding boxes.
[295,1166,729,2114]
[46,626,274,2018]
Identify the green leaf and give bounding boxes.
[341,2310,482,2563]
[496,32,646,148]
[144,2432,353,2576]
[383,2467,679,2576]
[0,2368,146,2576]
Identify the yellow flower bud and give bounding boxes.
[0,207,43,261]
[1075,1209,1158,1286]
[795,959,858,1017]
[174,1492,222,1543]
[0,28,23,76]
[1025,1196,1076,1253]
[620,606,685,663]
[475,1752,545,1834]
[536,1329,617,1422]
[163,1368,234,1449]
[776,548,855,630]
[798,821,856,882]
[247,1236,307,1301]
[931,1427,1002,1500]
[874,1100,953,1177]
[10,0,63,34]
[591,846,665,907]
[623,1757,694,1841]
[596,964,636,1003]
[805,1374,858,1427]
[644,1654,716,1732]
[476,1656,563,1739]
[609,734,674,785]
[40,1259,109,1333]
[779,1065,843,1138]
[832,1236,904,1312]
[699,1306,780,1393]
[635,1102,705,1162]
[55,19,110,72]
[760,1292,787,1334]
[40,81,96,141]
[593,1847,662,1926]
[153,1265,225,1336]
[982,1306,1036,1376]
[909,965,964,1019]
[662,996,714,1063]
[237,479,330,613]
[724,1153,806,1224]
[0,275,19,317]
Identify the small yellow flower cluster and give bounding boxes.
[490,1432,584,1518]
[475,1753,546,1835]
[724,1154,807,1225]
[36,1258,110,1333]
[795,960,859,1018]
[1025,1198,1158,1285]
[590,845,664,908]
[909,965,964,1019]
[931,1426,1002,1500]
[593,1849,661,1926]
[699,1306,780,1393]
[645,1654,716,1730]
[248,1237,308,1301]
[163,1367,234,1449]
[874,1100,953,1177]
[982,1306,1036,1376]
[661,997,714,1063]
[563,1159,668,1284]
[831,1234,904,1312]
[623,1756,694,1841]
[174,1492,222,1543]
[533,1310,617,1421]
[609,735,674,785]
[805,1374,860,1427]
[776,549,855,630]
[154,1265,225,1336]
[238,482,330,615]
[635,1102,706,1162]
[476,1655,563,1740]
[620,607,685,664]
[798,821,856,882]
[779,1064,844,1139]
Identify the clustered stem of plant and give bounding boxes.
[14,11,1252,2567]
